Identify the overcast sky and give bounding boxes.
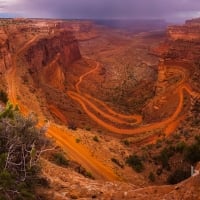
[0,0,200,22]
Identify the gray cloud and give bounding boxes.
[2,0,200,22]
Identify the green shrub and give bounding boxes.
[76,138,81,143]
[0,170,14,189]
[167,168,190,184]
[123,139,130,146]
[85,127,91,131]
[195,135,200,144]
[157,146,175,170]
[85,171,94,179]
[68,121,77,130]
[93,136,99,142]
[175,142,187,153]
[111,158,123,168]
[184,142,200,164]
[52,152,69,167]
[0,103,50,199]
[148,172,155,182]
[0,90,8,103]
[126,154,144,172]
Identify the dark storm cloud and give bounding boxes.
[4,0,200,21]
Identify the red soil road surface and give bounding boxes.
[84,93,142,123]
[6,37,119,181]
[48,104,68,124]
[68,91,138,125]
[68,87,183,135]
[47,124,120,181]
[75,60,99,93]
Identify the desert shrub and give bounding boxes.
[0,102,50,199]
[0,90,8,103]
[76,138,81,143]
[184,142,200,164]
[111,158,123,168]
[157,146,175,170]
[195,135,200,144]
[148,172,155,182]
[175,142,187,153]
[123,139,130,146]
[85,126,91,131]
[52,152,69,167]
[156,139,162,149]
[167,168,190,184]
[68,121,77,130]
[0,102,17,119]
[126,154,144,172]
[85,171,94,179]
[156,168,163,176]
[93,136,99,142]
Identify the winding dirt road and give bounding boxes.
[6,37,120,181]
[68,60,200,137]
[73,60,142,125]
[6,36,200,181]
[75,61,99,93]
[48,104,68,124]
[84,93,142,122]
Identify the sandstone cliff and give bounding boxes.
[41,159,200,200]
[0,29,12,73]
[168,18,200,41]
[59,20,98,41]
[25,31,81,89]
[156,18,200,63]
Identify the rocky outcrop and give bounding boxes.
[155,18,200,63]
[0,29,12,73]
[25,31,81,89]
[168,18,200,41]
[41,159,200,200]
[60,20,98,41]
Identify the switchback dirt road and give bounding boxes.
[68,60,200,137]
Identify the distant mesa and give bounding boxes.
[168,18,200,41]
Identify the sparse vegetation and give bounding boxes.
[156,146,175,170]
[76,138,81,143]
[93,136,99,142]
[175,141,187,153]
[184,140,200,164]
[85,126,91,131]
[85,171,94,179]
[167,168,190,184]
[123,139,131,146]
[0,90,8,104]
[52,152,69,167]
[0,102,50,199]
[126,154,144,172]
[111,158,123,168]
[148,172,155,182]
[68,121,77,130]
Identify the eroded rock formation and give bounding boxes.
[0,29,12,73]
[168,18,200,41]
[25,31,81,89]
